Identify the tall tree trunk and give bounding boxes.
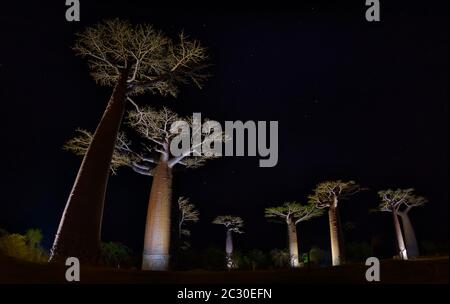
[142,157,173,271]
[50,69,129,264]
[286,218,299,268]
[399,212,419,258]
[329,204,345,266]
[393,212,408,260]
[225,229,234,269]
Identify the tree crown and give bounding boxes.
[308,180,362,208]
[73,19,209,97]
[265,202,324,225]
[377,188,428,213]
[64,105,225,176]
[212,216,244,233]
[178,197,200,229]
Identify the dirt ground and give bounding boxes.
[0,255,447,284]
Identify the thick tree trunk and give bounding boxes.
[329,204,345,266]
[399,212,419,258]
[50,69,129,264]
[225,229,234,269]
[393,212,408,260]
[142,158,173,271]
[286,218,300,268]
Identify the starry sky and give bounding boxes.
[0,1,448,258]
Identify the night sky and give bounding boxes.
[0,1,448,259]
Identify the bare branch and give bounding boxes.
[178,196,200,240]
[126,105,225,169]
[73,19,210,97]
[64,129,136,175]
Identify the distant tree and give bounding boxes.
[52,19,209,263]
[309,180,363,266]
[201,247,226,270]
[308,246,330,267]
[0,234,28,260]
[65,105,224,271]
[100,242,133,269]
[212,216,244,269]
[233,251,252,270]
[235,250,268,270]
[0,229,47,263]
[397,193,427,258]
[270,249,290,268]
[345,242,373,262]
[25,229,43,249]
[178,197,200,250]
[265,202,323,268]
[377,188,427,259]
[247,249,268,270]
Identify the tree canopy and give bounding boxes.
[265,202,323,224]
[64,105,225,175]
[74,19,209,96]
[0,229,47,263]
[213,216,244,233]
[177,197,200,250]
[308,180,362,208]
[377,188,428,213]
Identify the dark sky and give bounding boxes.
[0,1,448,258]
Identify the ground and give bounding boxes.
[0,255,447,284]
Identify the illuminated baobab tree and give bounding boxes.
[397,194,427,258]
[178,197,200,250]
[212,216,244,269]
[52,19,208,263]
[65,105,223,270]
[308,180,362,266]
[265,202,323,268]
[377,188,427,260]
[129,106,223,271]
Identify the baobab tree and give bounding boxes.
[377,188,427,260]
[397,194,427,258]
[308,180,362,266]
[178,197,200,250]
[51,19,209,263]
[212,216,244,269]
[265,202,323,268]
[65,105,224,270]
[129,106,223,271]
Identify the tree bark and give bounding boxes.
[393,212,408,260]
[225,229,234,269]
[286,218,300,268]
[329,203,345,266]
[399,212,419,258]
[142,157,173,271]
[50,69,129,264]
